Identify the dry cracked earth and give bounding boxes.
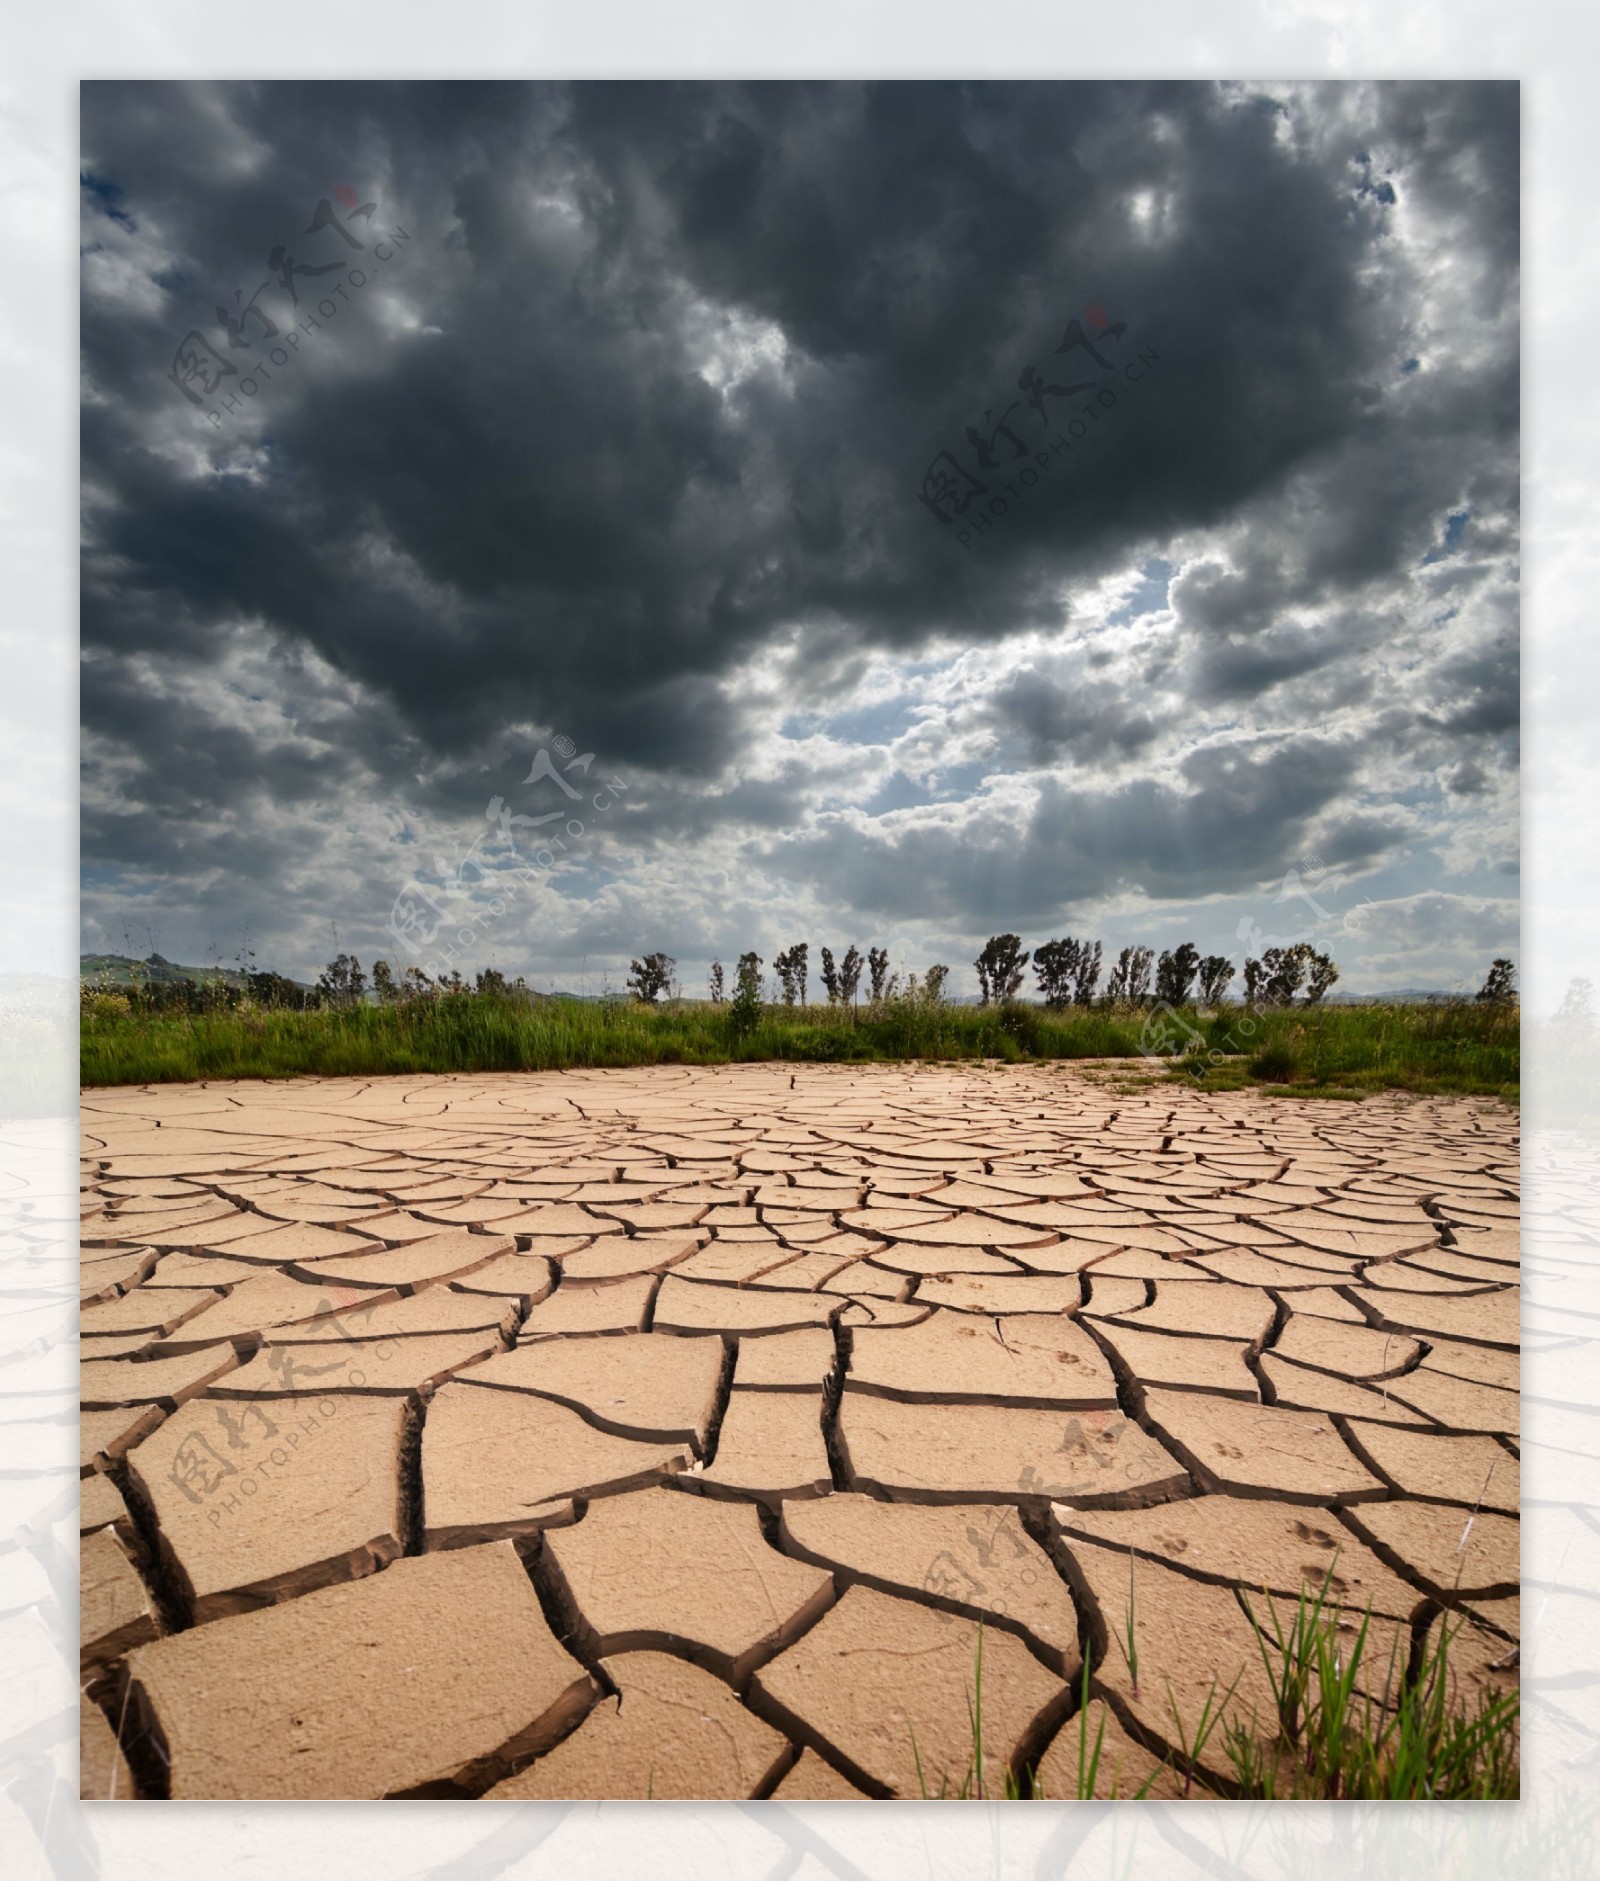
[78,1063,1520,1801]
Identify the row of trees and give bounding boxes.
[684,945,930,1012]
[709,945,899,1007]
[974,934,1340,1008]
[329,948,1515,1013]
[620,938,1341,1010]
[363,959,530,1005]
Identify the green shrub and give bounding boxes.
[1250,1042,1299,1083]
[81,989,132,1021]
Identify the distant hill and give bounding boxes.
[80,953,316,993]
[81,955,602,1001]
[1322,988,1463,1004]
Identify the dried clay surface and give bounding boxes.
[79,1064,1518,1798]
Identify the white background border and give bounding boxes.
[4,6,1596,1874]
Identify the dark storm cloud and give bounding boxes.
[1180,616,1367,705]
[979,668,1162,766]
[78,79,1519,983]
[1424,634,1520,738]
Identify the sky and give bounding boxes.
[79,79,1520,999]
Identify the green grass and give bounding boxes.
[77,992,1145,1085]
[1172,999,1519,1103]
[1224,1574,1520,1799]
[78,990,1518,1099]
[922,1560,1518,1802]
[910,1620,1030,1800]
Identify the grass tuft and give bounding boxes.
[1248,1042,1299,1083]
[924,1558,1518,1802]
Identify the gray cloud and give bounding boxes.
[79,80,1519,992]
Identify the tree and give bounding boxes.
[1105,950,1130,1000]
[401,966,435,1000]
[475,966,509,996]
[1477,958,1517,1004]
[1033,938,1078,1009]
[708,960,725,1004]
[1262,944,1312,1005]
[246,970,316,1011]
[371,959,398,1004]
[729,951,763,1037]
[819,947,841,1004]
[867,946,891,1002]
[1072,940,1103,1006]
[318,953,367,1008]
[839,945,864,1008]
[773,943,809,1006]
[1197,955,1235,1006]
[1240,945,1339,1007]
[975,934,1030,1005]
[1155,942,1201,1007]
[628,952,675,1004]
[1304,950,1340,1004]
[923,963,950,1006]
[1105,945,1154,1004]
